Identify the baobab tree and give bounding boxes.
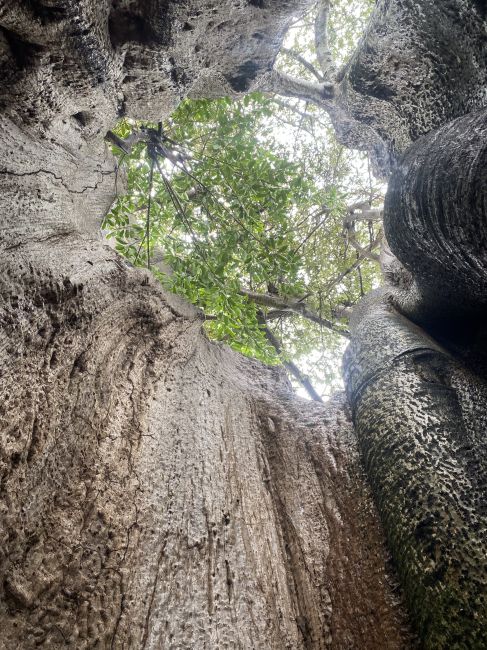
[0,1,485,649]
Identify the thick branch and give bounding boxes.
[315,0,336,81]
[260,70,334,105]
[343,207,383,225]
[264,309,293,321]
[241,288,350,338]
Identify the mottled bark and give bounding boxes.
[340,2,487,649]
[344,291,487,649]
[335,0,487,172]
[331,0,487,175]
[263,0,487,177]
[0,0,414,648]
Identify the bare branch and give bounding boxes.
[293,208,330,254]
[323,230,383,292]
[269,112,317,139]
[281,47,323,81]
[241,288,350,338]
[259,69,334,106]
[343,207,383,225]
[344,225,382,263]
[265,309,293,321]
[315,0,336,81]
[269,97,328,128]
[261,324,323,403]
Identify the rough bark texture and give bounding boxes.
[0,278,413,648]
[344,293,487,649]
[259,0,486,177]
[385,110,487,322]
[341,1,487,648]
[0,1,415,648]
[332,0,487,176]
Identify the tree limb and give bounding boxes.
[343,207,383,225]
[264,309,293,321]
[344,225,382,263]
[259,69,334,106]
[315,0,336,81]
[269,97,328,128]
[261,324,324,403]
[241,288,350,338]
[281,47,324,81]
[323,231,382,292]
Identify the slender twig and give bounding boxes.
[323,232,381,292]
[154,159,228,293]
[269,97,328,128]
[145,157,154,269]
[357,257,365,296]
[168,156,270,251]
[292,208,330,254]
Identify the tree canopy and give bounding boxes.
[103,0,383,399]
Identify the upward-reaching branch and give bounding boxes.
[260,69,334,106]
[281,47,324,81]
[259,1,340,118]
[315,0,336,81]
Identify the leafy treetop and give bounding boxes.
[103,0,382,400]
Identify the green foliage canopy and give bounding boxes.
[103,0,382,398]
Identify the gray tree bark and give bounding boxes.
[341,2,487,648]
[0,1,414,648]
[261,0,487,178]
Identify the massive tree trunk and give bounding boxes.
[0,0,486,648]
[0,1,414,648]
[340,2,487,648]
